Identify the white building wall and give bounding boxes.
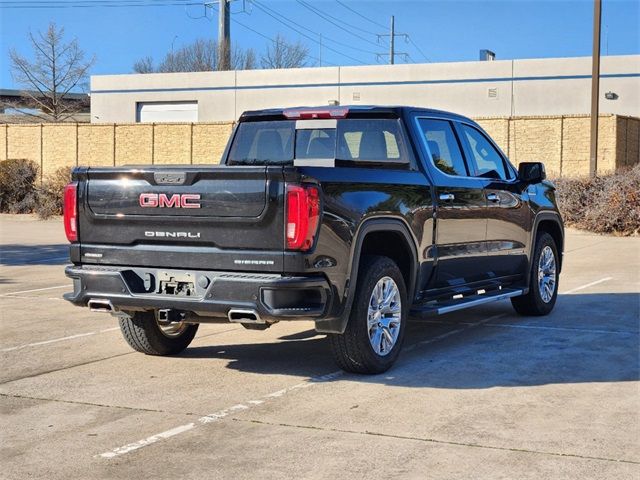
[90,55,640,123]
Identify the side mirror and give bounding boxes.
[518,162,546,184]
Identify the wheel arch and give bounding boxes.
[531,212,564,272]
[316,217,419,334]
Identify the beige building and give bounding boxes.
[90,55,640,123]
[2,55,638,179]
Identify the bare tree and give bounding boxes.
[260,34,309,69]
[243,48,257,70]
[133,56,155,74]
[133,39,253,73]
[8,23,95,121]
[132,36,308,74]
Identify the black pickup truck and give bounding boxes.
[63,106,563,374]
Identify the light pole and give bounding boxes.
[589,0,602,177]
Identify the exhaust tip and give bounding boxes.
[228,309,265,324]
[88,299,114,313]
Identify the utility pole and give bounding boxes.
[218,0,231,71]
[389,15,395,65]
[589,0,602,177]
[377,16,408,65]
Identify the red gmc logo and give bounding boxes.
[139,193,201,209]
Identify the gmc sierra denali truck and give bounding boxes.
[63,106,563,374]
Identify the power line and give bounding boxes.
[335,0,386,30]
[232,14,332,65]
[407,36,431,63]
[251,0,375,55]
[204,2,332,66]
[296,0,380,40]
[0,0,200,8]
[249,0,368,65]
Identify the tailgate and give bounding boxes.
[75,165,285,271]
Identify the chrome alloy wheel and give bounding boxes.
[537,245,557,303]
[367,276,402,356]
[156,314,188,338]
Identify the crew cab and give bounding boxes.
[63,106,564,374]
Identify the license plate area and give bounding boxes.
[157,271,196,296]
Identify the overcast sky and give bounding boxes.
[1,0,638,89]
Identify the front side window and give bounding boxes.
[460,124,509,180]
[417,118,467,176]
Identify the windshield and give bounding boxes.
[227,118,404,166]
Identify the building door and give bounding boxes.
[136,101,198,122]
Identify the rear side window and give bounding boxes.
[337,119,403,161]
[228,121,294,164]
[460,124,509,180]
[417,119,467,176]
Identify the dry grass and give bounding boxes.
[553,164,640,236]
[0,159,72,218]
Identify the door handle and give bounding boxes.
[439,193,455,201]
[487,193,500,203]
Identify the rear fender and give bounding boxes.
[315,218,418,334]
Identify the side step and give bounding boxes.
[410,287,524,317]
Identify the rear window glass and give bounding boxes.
[295,128,336,159]
[227,118,406,166]
[228,121,294,165]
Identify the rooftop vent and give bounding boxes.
[480,49,496,61]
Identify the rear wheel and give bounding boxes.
[118,311,199,355]
[511,232,559,316]
[329,255,407,374]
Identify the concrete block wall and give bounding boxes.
[0,121,233,180]
[0,116,637,180]
[616,116,640,169]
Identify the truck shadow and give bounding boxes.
[179,292,639,388]
[0,244,69,266]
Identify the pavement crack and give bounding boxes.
[233,418,640,465]
[0,352,135,385]
[0,392,199,417]
[0,327,241,385]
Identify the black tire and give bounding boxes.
[118,311,199,355]
[328,255,408,374]
[511,232,559,316]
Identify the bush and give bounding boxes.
[0,160,72,218]
[36,166,73,219]
[554,164,640,236]
[0,159,40,213]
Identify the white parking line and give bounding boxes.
[98,315,501,459]
[1,328,120,353]
[562,277,613,294]
[98,370,345,459]
[99,423,197,459]
[0,284,70,296]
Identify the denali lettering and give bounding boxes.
[139,193,201,208]
[145,231,201,238]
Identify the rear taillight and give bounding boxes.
[286,184,320,251]
[63,182,78,242]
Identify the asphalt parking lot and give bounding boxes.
[1,214,638,479]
